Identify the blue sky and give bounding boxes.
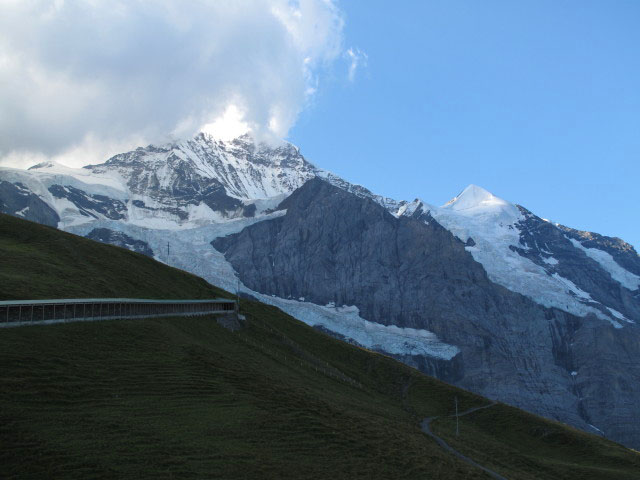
[1,1,637,248]
[289,1,640,248]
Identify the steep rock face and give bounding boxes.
[213,178,640,448]
[215,179,493,330]
[86,228,154,257]
[0,181,60,227]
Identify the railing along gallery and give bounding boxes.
[0,298,236,327]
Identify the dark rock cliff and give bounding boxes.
[86,228,154,257]
[48,184,127,220]
[213,178,640,448]
[0,181,59,227]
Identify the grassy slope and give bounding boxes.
[0,214,638,479]
[0,213,229,300]
[431,404,640,480]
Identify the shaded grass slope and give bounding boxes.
[1,304,639,479]
[0,311,488,479]
[0,213,229,300]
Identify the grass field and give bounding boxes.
[1,213,638,479]
[0,213,229,300]
[0,310,489,479]
[431,403,640,480]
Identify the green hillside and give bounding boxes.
[0,214,638,479]
[0,213,229,300]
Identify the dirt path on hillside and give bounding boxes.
[421,402,508,480]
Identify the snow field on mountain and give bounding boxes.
[415,185,629,328]
[568,237,640,291]
[251,297,460,360]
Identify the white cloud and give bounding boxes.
[201,105,250,141]
[1,133,148,170]
[346,47,368,82]
[0,0,347,167]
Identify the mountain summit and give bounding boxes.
[443,184,515,213]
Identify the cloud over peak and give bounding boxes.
[0,0,351,167]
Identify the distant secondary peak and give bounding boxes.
[28,161,58,170]
[235,132,254,142]
[442,184,510,211]
[226,132,256,147]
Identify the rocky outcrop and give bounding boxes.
[558,224,640,277]
[86,228,154,257]
[0,181,60,227]
[213,178,640,448]
[48,184,127,220]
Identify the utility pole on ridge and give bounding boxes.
[455,396,459,437]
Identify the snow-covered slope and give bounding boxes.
[395,185,639,328]
[0,162,128,228]
[568,237,640,291]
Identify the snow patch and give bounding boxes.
[588,424,604,434]
[14,206,29,217]
[551,273,592,301]
[606,307,634,325]
[252,297,460,360]
[568,238,640,291]
[394,199,432,218]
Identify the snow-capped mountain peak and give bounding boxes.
[85,132,318,212]
[28,160,71,172]
[28,161,56,170]
[443,184,518,215]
